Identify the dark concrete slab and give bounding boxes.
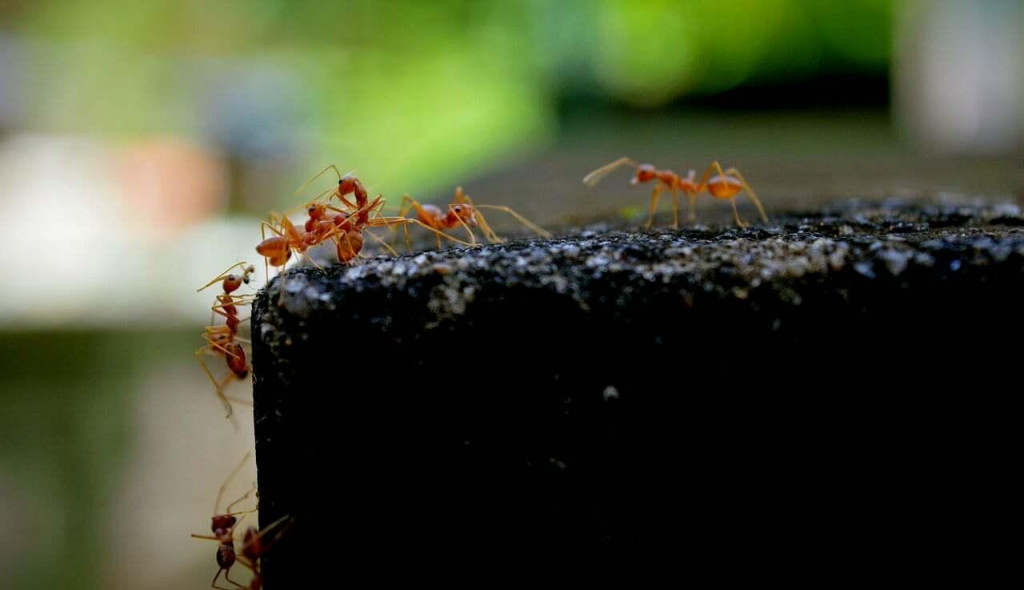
[252,201,1022,581]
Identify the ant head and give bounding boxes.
[338,175,358,195]
[632,165,657,185]
[242,265,255,283]
[307,203,325,218]
[211,514,237,534]
[451,204,477,226]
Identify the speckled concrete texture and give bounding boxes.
[251,201,1024,581]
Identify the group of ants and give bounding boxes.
[189,157,767,588]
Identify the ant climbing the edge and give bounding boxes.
[583,157,768,229]
[196,262,256,417]
[191,453,258,590]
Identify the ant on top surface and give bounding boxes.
[398,186,551,249]
[583,157,768,229]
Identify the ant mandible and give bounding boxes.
[583,157,768,229]
[398,186,551,249]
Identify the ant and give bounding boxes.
[295,164,465,251]
[191,453,258,590]
[583,157,768,229]
[196,262,256,417]
[398,186,551,249]
[254,165,362,280]
[231,514,294,590]
[260,166,468,272]
[293,164,373,225]
[255,193,400,281]
[321,195,464,261]
[257,165,387,278]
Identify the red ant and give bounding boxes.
[297,165,493,250]
[191,453,258,590]
[398,186,551,249]
[295,164,458,251]
[583,157,768,229]
[196,262,256,417]
[256,165,384,278]
[255,193,400,281]
[293,164,373,224]
[259,166,465,273]
[232,514,294,590]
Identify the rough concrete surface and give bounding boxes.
[252,201,1023,580]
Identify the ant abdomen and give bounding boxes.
[225,343,248,378]
[216,543,236,569]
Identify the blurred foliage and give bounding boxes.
[0,331,151,590]
[1,0,892,206]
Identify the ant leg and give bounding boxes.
[397,195,417,219]
[222,567,249,589]
[451,189,487,243]
[211,568,232,590]
[397,195,444,249]
[465,209,493,243]
[447,204,480,245]
[223,395,253,408]
[724,167,768,223]
[688,192,698,224]
[406,220,474,247]
[336,194,358,209]
[459,218,478,246]
[239,514,295,558]
[215,452,253,514]
[474,205,553,240]
[583,156,639,187]
[394,196,416,251]
[379,215,474,249]
[197,262,251,292]
[201,333,238,357]
[293,164,342,198]
[210,297,254,317]
[223,482,257,518]
[402,195,457,245]
[460,192,533,241]
[670,188,680,230]
[364,229,398,256]
[479,204,552,237]
[695,161,746,227]
[694,161,723,191]
[644,184,664,230]
[730,198,747,229]
[225,482,257,515]
[195,352,234,418]
[299,251,323,270]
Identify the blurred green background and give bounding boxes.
[1,1,1022,588]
